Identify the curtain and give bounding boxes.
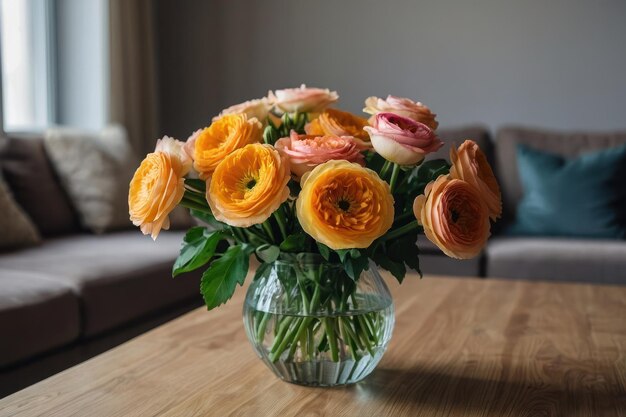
[108,0,158,156]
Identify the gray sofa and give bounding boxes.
[421,126,626,285]
[0,136,202,397]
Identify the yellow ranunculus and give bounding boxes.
[296,160,394,249]
[129,137,191,240]
[193,114,262,179]
[207,143,290,227]
[305,108,370,142]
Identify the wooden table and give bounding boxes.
[1,274,625,416]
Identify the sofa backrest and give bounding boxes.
[0,134,81,236]
[494,126,626,224]
[429,124,493,163]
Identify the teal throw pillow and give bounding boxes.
[508,143,626,239]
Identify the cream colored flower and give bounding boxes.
[269,84,338,114]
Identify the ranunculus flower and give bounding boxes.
[413,175,490,259]
[305,108,370,142]
[212,97,272,124]
[275,131,367,179]
[207,143,290,227]
[269,84,338,114]
[363,95,439,130]
[129,137,192,240]
[449,140,502,220]
[296,160,394,249]
[364,112,443,165]
[192,114,262,179]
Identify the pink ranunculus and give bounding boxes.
[364,112,443,165]
[212,97,272,124]
[269,84,339,114]
[363,95,439,130]
[274,131,367,179]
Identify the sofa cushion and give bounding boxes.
[427,125,492,163]
[0,135,81,236]
[43,125,138,233]
[0,270,80,368]
[0,231,200,336]
[486,237,626,285]
[0,171,41,251]
[494,127,626,224]
[509,143,626,238]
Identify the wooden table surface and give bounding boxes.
[1,274,625,416]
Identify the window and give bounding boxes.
[0,0,54,132]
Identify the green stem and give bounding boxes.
[389,163,400,192]
[379,220,420,243]
[230,227,247,244]
[380,160,392,179]
[393,211,415,224]
[261,220,276,243]
[183,190,208,207]
[273,209,288,241]
[270,316,295,354]
[269,318,301,362]
[256,312,271,343]
[324,318,339,362]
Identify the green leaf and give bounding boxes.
[173,228,225,277]
[343,254,370,280]
[317,242,331,261]
[200,244,254,310]
[372,250,406,283]
[279,234,307,252]
[388,232,421,274]
[189,209,223,229]
[184,178,206,192]
[255,244,280,263]
[336,249,350,263]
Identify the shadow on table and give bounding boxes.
[356,364,625,415]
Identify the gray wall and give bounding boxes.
[155,0,626,139]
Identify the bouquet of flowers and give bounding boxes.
[129,85,501,384]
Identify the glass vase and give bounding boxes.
[243,260,395,386]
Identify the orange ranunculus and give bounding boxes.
[207,143,290,227]
[305,108,370,142]
[449,140,502,220]
[413,175,490,259]
[129,137,192,240]
[192,114,262,179]
[296,160,394,249]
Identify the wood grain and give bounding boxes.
[1,274,625,416]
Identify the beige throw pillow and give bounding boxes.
[0,171,41,250]
[43,125,138,233]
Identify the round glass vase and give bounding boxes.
[243,260,395,387]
